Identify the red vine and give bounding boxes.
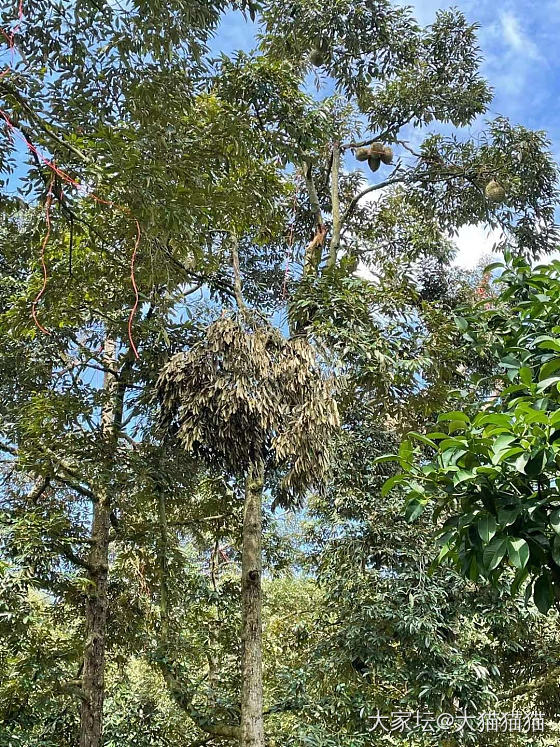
[31,170,54,336]
[0,0,141,359]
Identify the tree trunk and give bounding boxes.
[329,141,341,267]
[79,337,118,747]
[240,456,265,747]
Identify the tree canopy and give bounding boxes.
[1,0,560,745]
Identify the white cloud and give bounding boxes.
[499,11,541,60]
[452,223,504,270]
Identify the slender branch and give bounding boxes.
[0,439,97,501]
[58,544,95,573]
[0,440,17,457]
[263,698,301,716]
[322,148,334,190]
[341,176,404,226]
[191,738,215,747]
[156,477,169,644]
[57,682,89,702]
[301,160,326,277]
[170,513,233,526]
[162,243,235,299]
[1,83,91,164]
[157,662,240,740]
[302,160,323,227]
[343,116,414,151]
[499,665,560,701]
[329,141,341,267]
[230,234,246,312]
[28,475,50,502]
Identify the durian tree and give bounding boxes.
[0,0,559,746]
[156,307,339,746]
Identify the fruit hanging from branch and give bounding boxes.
[369,142,386,158]
[310,48,325,66]
[355,142,393,169]
[380,145,393,164]
[485,179,506,202]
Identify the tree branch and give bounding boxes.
[0,439,97,501]
[329,141,341,267]
[58,544,95,573]
[499,665,560,701]
[1,82,91,164]
[156,658,240,740]
[230,234,246,312]
[341,176,404,226]
[302,159,323,228]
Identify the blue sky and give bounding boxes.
[213,0,560,268]
[215,0,560,146]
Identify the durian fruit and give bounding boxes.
[310,48,325,66]
[369,142,386,158]
[368,155,381,173]
[485,179,506,202]
[355,147,370,162]
[380,145,393,164]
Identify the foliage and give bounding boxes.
[1,0,560,744]
[393,255,560,614]
[157,313,339,501]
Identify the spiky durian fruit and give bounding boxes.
[485,180,506,202]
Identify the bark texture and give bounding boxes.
[240,457,265,747]
[329,141,341,266]
[79,337,118,747]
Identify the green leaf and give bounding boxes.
[500,354,521,370]
[491,446,524,465]
[550,508,560,535]
[438,411,470,424]
[519,366,533,386]
[407,432,436,448]
[476,413,512,428]
[436,543,452,564]
[498,506,519,526]
[533,574,554,614]
[539,358,560,381]
[482,538,507,571]
[405,499,425,523]
[453,469,477,485]
[449,420,469,434]
[507,538,529,570]
[525,450,547,477]
[398,439,413,467]
[381,473,405,497]
[483,261,504,274]
[478,515,497,543]
[511,567,529,596]
[454,316,468,331]
[536,376,560,392]
[492,433,516,452]
[537,339,560,352]
[552,535,560,567]
[441,447,467,467]
[372,454,399,465]
[514,453,529,473]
